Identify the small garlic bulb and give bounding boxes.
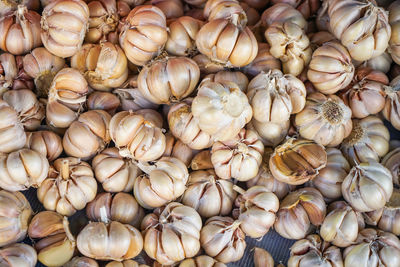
[64,257,99,267]
[253,248,274,267]
[87,91,120,115]
[382,146,400,186]
[275,187,326,240]
[0,243,37,267]
[86,0,119,43]
[342,160,393,212]
[179,255,227,267]
[163,133,196,167]
[0,190,32,247]
[203,0,247,23]
[261,3,307,29]
[200,216,246,263]
[244,43,282,77]
[232,186,279,238]
[105,260,149,267]
[141,202,202,265]
[182,169,237,218]
[25,131,63,161]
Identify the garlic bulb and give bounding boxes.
[46,68,89,129]
[343,229,400,267]
[64,257,99,267]
[203,0,247,23]
[202,71,249,93]
[288,234,343,267]
[341,116,389,165]
[87,91,120,115]
[359,51,392,74]
[196,17,258,67]
[342,160,393,212]
[253,248,274,267]
[328,0,391,61]
[275,187,326,240]
[86,192,144,228]
[120,5,167,66]
[192,80,252,142]
[261,3,307,29]
[92,147,141,193]
[3,89,44,131]
[247,118,290,147]
[180,255,227,267]
[265,21,312,76]
[340,67,388,118]
[28,211,76,267]
[168,100,213,150]
[182,169,237,218]
[271,0,321,19]
[232,186,279,238]
[118,0,145,7]
[134,157,188,209]
[192,54,225,75]
[163,133,196,167]
[309,148,350,201]
[165,16,204,56]
[364,188,400,236]
[151,0,184,19]
[113,75,159,112]
[389,1,400,64]
[309,31,337,49]
[105,260,149,267]
[63,110,111,159]
[200,216,246,263]
[0,100,26,153]
[269,138,327,185]
[211,128,264,181]
[0,190,32,247]
[25,130,63,161]
[295,93,352,147]
[382,146,400,186]
[0,148,49,191]
[86,0,118,43]
[247,70,306,125]
[0,243,37,267]
[137,56,200,104]
[41,0,90,58]
[0,5,41,55]
[71,42,128,91]
[243,43,282,77]
[320,201,364,247]
[109,111,166,161]
[383,75,400,130]
[0,53,34,96]
[141,202,202,265]
[37,157,97,216]
[308,41,354,94]
[77,221,143,261]
[23,47,65,98]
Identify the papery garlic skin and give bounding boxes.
[211,129,264,181]
[87,91,120,115]
[382,146,400,186]
[247,119,290,147]
[343,229,400,267]
[192,80,252,142]
[0,53,34,96]
[272,0,321,19]
[179,255,227,267]
[244,43,282,77]
[166,16,204,56]
[86,192,144,228]
[63,110,111,159]
[389,1,400,64]
[92,147,141,193]
[105,260,149,267]
[328,0,391,61]
[37,157,97,216]
[64,256,99,267]
[109,111,166,161]
[77,221,143,261]
[0,149,49,191]
[269,138,327,185]
[41,0,90,58]
[341,116,389,165]
[0,100,26,153]
[253,247,274,267]
[71,42,128,91]
[288,234,343,267]
[23,47,65,98]
[342,161,393,212]
[138,56,200,104]
[275,187,326,240]
[163,133,196,167]
[359,51,392,74]
[233,186,279,238]
[0,243,37,267]
[307,42,354,94]
[196,18,258,68]
[86,0,118,43]
[295,93,352,147]
[309,148,350,201]
[200,216,246,263]
[134,157,188,209]
[261,3,307,29]
[182,169,237,218]
[141,202,202,265]
[203,0,247,23]
[46,68,89,129]
[25,131,63,161]
[0,190,32,247]
[28,211,76,267]
[0,0,40,15]
[151,0,184,19]
[190,150,213,171]
[192,54,225,75]
[0,5,42,55]
[203,71,249,93]
[120,5,167,66]
[383,75,400,130]
[3,89,45,131]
